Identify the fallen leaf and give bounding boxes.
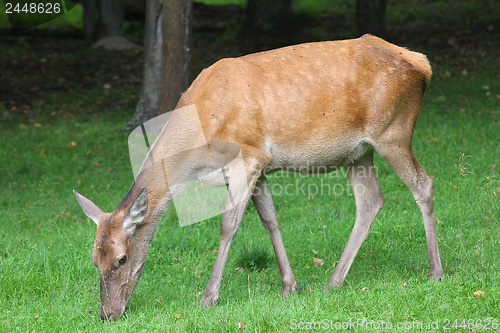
[474,290,485,298]
[313,257,324,266]
[175,313,182,319]
[238,322,245,330]
[68,141,77,147]
[491,164,497,170]
[399,281,408,288]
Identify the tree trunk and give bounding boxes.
[161,0,192,114]
[83,0,97,39]
[83,0,124,41]
[97,0,124,37]
[124,0,192,131]
[242,0,292,37]
[355,0,387,37]
[124,0,164,131]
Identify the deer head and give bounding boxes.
[73,187,149,321]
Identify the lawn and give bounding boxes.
[1,3,499,333]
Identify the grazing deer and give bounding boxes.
[74,34,443,321]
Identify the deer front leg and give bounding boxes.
[199,163,259,307]
[252,176,300,295]
[199,206,243,307]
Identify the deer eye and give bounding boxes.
[118,255,127,265]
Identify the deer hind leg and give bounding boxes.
[252,176,300,295]
[199,158,261,307]
[324,151,385,290]
[376,142,444,281]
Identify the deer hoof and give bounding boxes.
[199,296,219,307]
[429,273,444,282]
[281,282,301,296]
[322,281,342,292]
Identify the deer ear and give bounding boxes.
[123,188,148,232]
[73,190,105,225]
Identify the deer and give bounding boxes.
[73,34,444,321]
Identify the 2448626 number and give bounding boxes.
[443,319,498,330]
[5,2,61,14]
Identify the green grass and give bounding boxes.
[1,25,499,333]
[236,243,273,272]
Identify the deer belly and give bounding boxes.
[265,139,371,174]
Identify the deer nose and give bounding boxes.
[100,304,127,321]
